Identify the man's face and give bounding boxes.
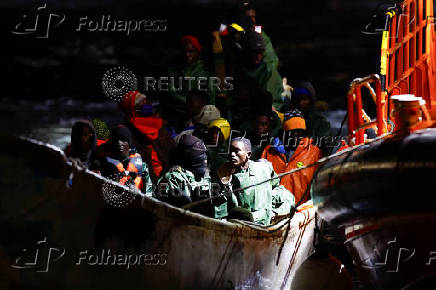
[284,129,306,151]
[182,42,199,66]
[245,9,256,26]
[295,94,312,113]
[207,126,224,146]
[229,140,251,167]
[113,139,130,158]
[249,50,264,67]
[255,115,271,136]
[80,126,94,152]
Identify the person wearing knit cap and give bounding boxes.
[90,125,153,195]
[261,111,322,204]
[157,135,217,216]
[282,81,331,155]
[165,35,217,131]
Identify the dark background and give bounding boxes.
[1,0,390,110]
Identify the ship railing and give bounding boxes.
[347,74,388,145]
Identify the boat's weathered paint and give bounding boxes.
[0,135,316,290]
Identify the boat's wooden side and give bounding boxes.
[0,136,316,290]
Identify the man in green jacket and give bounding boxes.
[157,134,222,217]
[217,137,294,225]
[166,35,217,131]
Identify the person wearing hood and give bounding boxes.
[64,120,97,168]
[238,31,284,111]
[91,125,153,195]
[261,110,322,204]
[157,135,219,216]
[216,137,294,225]
[165,35,217,131]
[284,82,332,155]
[119,90,176,181]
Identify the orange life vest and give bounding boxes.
[261,137,322,204]
[104,153,144,190]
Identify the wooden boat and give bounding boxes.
[0,135,316,289]
[311,1,436,289]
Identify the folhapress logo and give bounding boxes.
[11,4,65,39]
[12,3,167,39]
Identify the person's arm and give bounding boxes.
[141,162,154,197]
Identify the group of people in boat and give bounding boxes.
[65,0,332,226]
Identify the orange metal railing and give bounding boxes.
[347,75,387,145]
[348,0,436,145]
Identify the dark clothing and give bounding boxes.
[65,120,97,168]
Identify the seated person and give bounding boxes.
[204,118,231,173]
[64,120,96,168]
[157,135,213,215]
[261,111,322,204]
[216,137,293,225]
[119,90,176,181]
[91,125,153,196]
[247,110,281,160]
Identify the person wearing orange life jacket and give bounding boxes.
[91,125,153,196]
[119,90,176,182]
[261,110,322,204]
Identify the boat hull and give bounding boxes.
[0,136,316,290]
[311,128,436,289]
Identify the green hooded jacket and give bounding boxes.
[218,159,294,225]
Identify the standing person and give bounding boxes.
[165,35,217,131]
[91,125,153,196]
[230,0,280,71]
[240,31,284,111]
[216,137,293,225]
[119,90,176,181]
[64,120,97,168]
[261,111,322,204]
